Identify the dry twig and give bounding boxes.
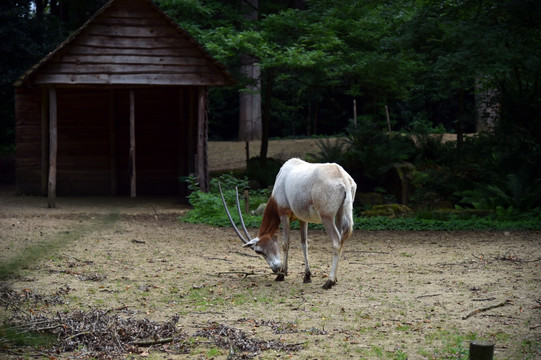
[416,293,441,299]
[462,299,513,320]
[217,271,256,278]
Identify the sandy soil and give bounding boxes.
[207,135,464,172]
[208,138,327,172]
[0,191,540,359]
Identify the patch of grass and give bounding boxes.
[0,213,120,280]
[519,339,540,360]
[419,329,476,359]
[206,347,223,357]
[182,286,271,311]
[0,327,57,348]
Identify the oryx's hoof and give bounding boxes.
[303,272,312,283]
[275,273,285,281]
[322,279,336,289]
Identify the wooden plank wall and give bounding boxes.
[33,0,228,86]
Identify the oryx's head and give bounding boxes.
[218,183,283,274]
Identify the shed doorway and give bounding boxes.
[51,87,196,196]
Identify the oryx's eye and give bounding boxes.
[255,250,264,256]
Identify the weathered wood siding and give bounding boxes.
[15,88,42,194]
[31,0,229,86]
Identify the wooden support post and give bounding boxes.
[196,86,208,192]
[353,98,357,129]
[47,86,57,208]
[129,89,136,198]
[109,90,117,196]
[244,189,250,214]
[41,88,49,196]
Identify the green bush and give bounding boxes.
[181,174,540,231]
[182,174,267,228]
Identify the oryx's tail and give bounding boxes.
[338,187,355,241]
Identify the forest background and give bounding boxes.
[0,0,540,221]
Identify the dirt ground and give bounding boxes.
[0,138,540,359]
[206,135,463,172]
[207,138,328,172]
[0,191,540,359]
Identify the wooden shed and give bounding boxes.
[14,0,234,206]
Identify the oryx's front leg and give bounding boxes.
[299,220,311,283]
[321,216,344,289]
[275,214,291,281]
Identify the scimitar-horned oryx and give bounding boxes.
[220,158,357,289]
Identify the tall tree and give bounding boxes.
[0,0,107,148]
[238,0,262,164]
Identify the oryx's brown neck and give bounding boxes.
[258,196,281,240]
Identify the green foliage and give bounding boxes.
[307,138,347,164]
[182,174,266,228]
[341,117,417,191]
[456,175,541,214]
[182,173,540,231]
[245,157,283,189]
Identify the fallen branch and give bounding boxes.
[202,256,232,262]
[462,299,513,320]
[496,250,541,263]
[132,337,173,346]
[65,331,90,342]
[416,293,441,299]
[217,271,256,279]
[348,250,390,254]
[349,262,393,266]
[232,251,259,259]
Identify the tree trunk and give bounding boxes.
[457,88,464,146]
[238,0,261,166]
[475,76,499,132]
[260,70,274,166]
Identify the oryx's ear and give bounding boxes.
[243,238,259,248]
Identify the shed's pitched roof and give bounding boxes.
[16,0,235,87]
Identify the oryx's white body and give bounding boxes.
[221,158,357,289]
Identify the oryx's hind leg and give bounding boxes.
[299,220,311,283]
[321,215,344,289]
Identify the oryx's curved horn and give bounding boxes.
[218,182,248,244]
[234,187,253,241]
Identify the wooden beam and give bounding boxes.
[34,73,227,86]
[178,87,185,195]
[41,88,49,196]
[47,86,57,208]
[129,89,136,197]
[196,86,208,192]
[109,90,117,195]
